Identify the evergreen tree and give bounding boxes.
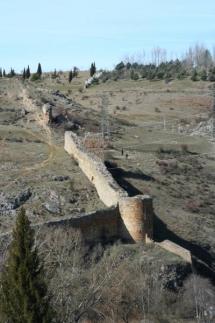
[26,66,31,79]
[73,66,79,77]
[115,61,125,70]
[130,69,139,80]
[200,69,207,81]
[0,68,2,77]
[208,67,215,82]
[90,62,96,77]
[0,208,53,323]
[10,68,15,77]
[23,68,26,80]
[191,68,198,81]
[68,70,73,83]
[3,69,6,77]
[37,63,42,77]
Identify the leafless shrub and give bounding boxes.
[34,231,194,322]
[156,159,178,174]
[177,275,215,322]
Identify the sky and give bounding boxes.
[1,0,215,72]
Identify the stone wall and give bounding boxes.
[42,104,53,124]
[65,131,127,207]
[157,240,192,263]
[64,131,153,243]
[0,208,120,246]
[119,196,153,242]
[44,207,120,244]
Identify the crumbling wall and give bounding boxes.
[65,131,127,207]
[64,131,154,243]
[119,195,153,243]
[156,240,192,263]
[44,207,120,244]
[42,104,53,124]
[0,208,120,249]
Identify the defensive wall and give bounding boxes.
[64,131,128,207]
[64,131,191,262]
[65,131,154,244]
[0,86,192,264]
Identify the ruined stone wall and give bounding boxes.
[42,104,53,124]
[119,195,153,242]
[65,131,127,207]
[64,131,153,243]
[0,208,120,251]
[44,207,120,243]
[156,240,192,263]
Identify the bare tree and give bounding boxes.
[151,47,167,66]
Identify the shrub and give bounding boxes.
[200,69,207,81]
[130,70,139,80]
[191,69,198,81]
[31,73,41,81]
[208,67,215,82]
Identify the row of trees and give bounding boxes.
[0,63,42,80]
[68,66,79,83]
[104,45,215,82]
[123,44,215,70]
[112,59,215,82]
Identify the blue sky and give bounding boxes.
[1,0,215,72]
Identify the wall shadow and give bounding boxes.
[105,161,215,282]
[154,213,215,282]
[105,161,153,196]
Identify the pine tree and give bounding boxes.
[10,68,15,77]
[26,66,31,79]
[3,69,6,77]
[73,66,79,77]
[0,208,53,323]
[191,68,198,81]
[68,70,73,83]
[90,62,96,77]
[23,68,26,80]
[200,69,207,81]
[0,68,2,77]
[37,63,42,77]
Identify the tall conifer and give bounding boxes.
[37,63,42,77]
[68,70,73,83]
[26,66,31,79]
[0,208,53,323]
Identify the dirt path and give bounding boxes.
[2,80,61,186]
